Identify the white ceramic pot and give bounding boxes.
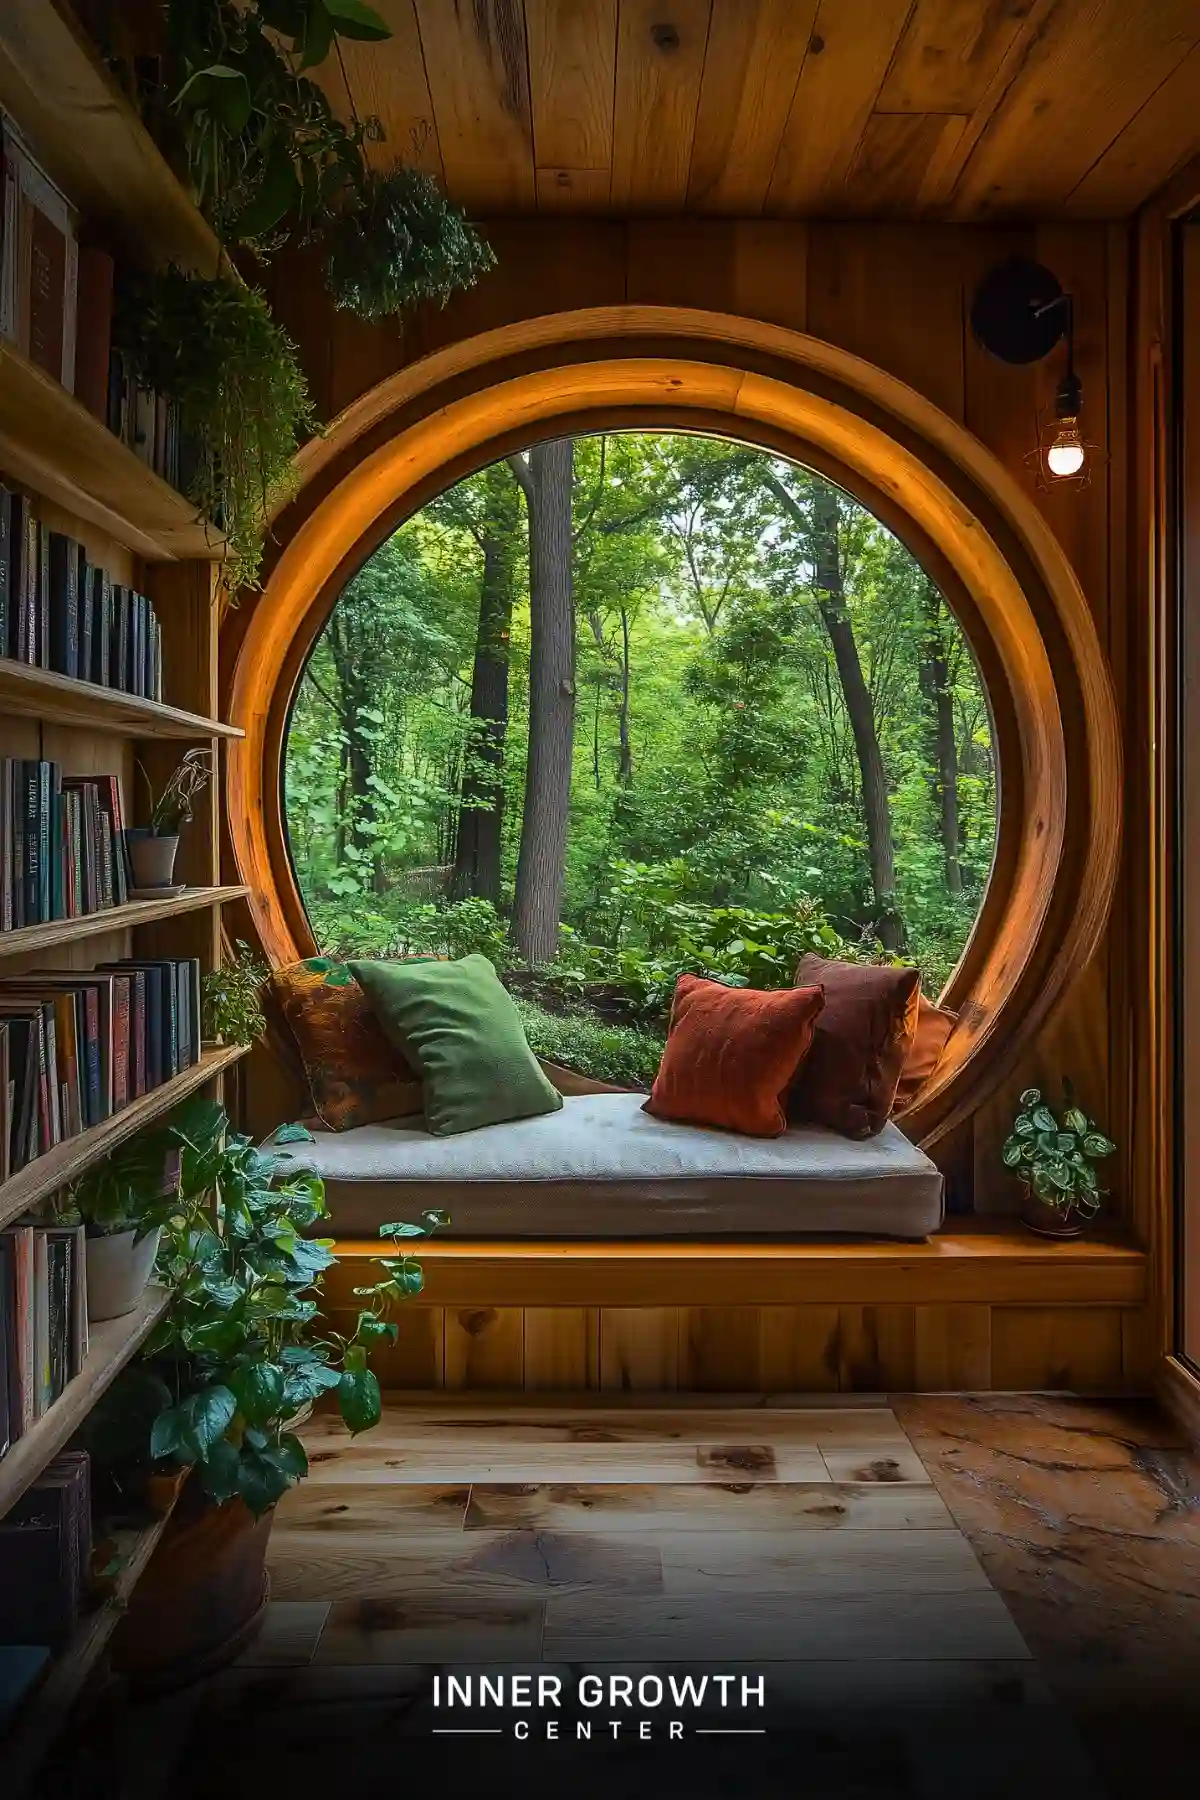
[86,1226,162,1322]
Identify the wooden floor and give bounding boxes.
[37,1393,1200,1798]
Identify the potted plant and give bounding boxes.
[62,1129,184,1322]
[1002,1081,1116,1238]
[96,1095,442,1690]
[201,939,269,1046]
[126,746,212,890]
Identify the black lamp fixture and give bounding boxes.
[970,257,1092,486]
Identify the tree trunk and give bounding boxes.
[809,486,904,950]
[617,606,633,786]
[451,533,515,904]
[326,613,383,891]
[918,582,963,895]
[510,439,576,965]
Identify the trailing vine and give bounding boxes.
[114,266,315,589]
[324,165,497,319]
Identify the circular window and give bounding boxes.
[284,432,997,1095]
[227,308,1120,1145]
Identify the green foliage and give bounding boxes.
[88,1096,443,1516]
[115,267,315,589]
[64,1125,185,1243]
[308,895,511,967]
[162,3,494,321]
[167,0,388,251]
[512,998,664,1090]
[324,166,495,319]
[284,434,997,997]
[202,940,270,1046]
[1001,1082,1116,1218]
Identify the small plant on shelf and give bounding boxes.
[201,940,270,1047]
[114,267,315,591]
[1002,1081,1116,1238]
[127,746,213,889]
[61,1131,185,1323]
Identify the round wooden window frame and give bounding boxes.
[226,307,1121,1148]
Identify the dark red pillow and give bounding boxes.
[787,955,921,1139]
[644,974,825,1138]
[893,994,957,1114]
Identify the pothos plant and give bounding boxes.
[91,1095,444,1517]
[1001,1082,1116,1222]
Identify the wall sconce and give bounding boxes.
[970,257,1097,489]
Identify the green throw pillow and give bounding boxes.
[347,954,563,1137]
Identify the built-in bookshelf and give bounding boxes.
[0,9,249,1777]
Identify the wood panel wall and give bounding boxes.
[252,217,1137,1221]
[320,1301,1144,1395]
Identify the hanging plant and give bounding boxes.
[115,266,315,590]
[166,0,389,253]
[323,165,496,320]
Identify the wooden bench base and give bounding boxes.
[321,1224,1150,1396]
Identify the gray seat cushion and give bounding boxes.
[270,1092,943,1241]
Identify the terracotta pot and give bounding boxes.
[86,1226,161,1321]
[1019,1189,1085,1239]
[143,1462,194,1519]
[112,1475,273,1694]
[125,829,180,888]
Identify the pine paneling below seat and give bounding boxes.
[338,1301,1144,1395]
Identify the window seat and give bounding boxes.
[270,1091,945,1242]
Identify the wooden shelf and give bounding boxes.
[2,1488,184,1796]
[0,0,222,277]
[0,659,243,740]
[0,1042,248,1234]
[0,660,243,739]
[0,1285,170,1521]
[0,885,249,966]
[0,343,225,564]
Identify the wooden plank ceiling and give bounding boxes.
[317,0,1200,219]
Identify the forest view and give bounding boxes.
[285,433,996,1086]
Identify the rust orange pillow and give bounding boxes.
[644,974,826,1138]
[788,955,921,1139]
[268,957,427,1132]
[893,994,957,1114]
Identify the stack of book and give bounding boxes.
[0,1452,91,1653]
[0,1223,87,1453]
[0,958,202,1181]
[0,487,164,695]
[0,115,79,393]
[106,349,183,490]
[0,760,132,932]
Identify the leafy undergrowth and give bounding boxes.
[512,997,664,1091]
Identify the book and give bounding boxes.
[0,1647,50,1733]
[0,115,78,389]
[47,529,80,678]
[0,1452,90,1651]
[0,482,12,657]
[74,244,114,420]
[0,1224,34,1438]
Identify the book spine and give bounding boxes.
[131,970,146,1097]
[32,1230,49,1418]
[38,761,51,922]
[111,976,129,1110]
[21,760,38,924]
[82,986,100,1127]
[0,484,10,659]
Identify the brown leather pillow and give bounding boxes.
[268,956,426,1132]
[787,955,921,1139]
[893,994,957,1114]
[644,973,825,1138]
